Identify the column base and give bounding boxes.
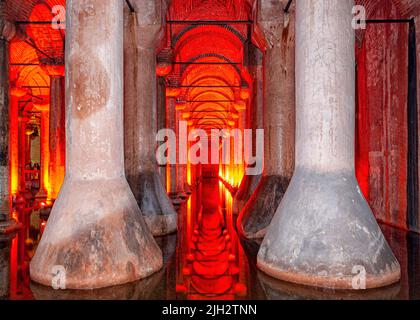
[257,168,401,290]
[237,175,290,239]
[30,267,165,300]
[0,219,21,241]
[30,177,163,290]
[233,174,262,215]
[133,171,177,236]
[257,270,401,300]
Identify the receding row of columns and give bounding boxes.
[123,1,177,236]
[30,0,163,289]
[237,0,295,239]
[0,7,20,238]
[1,0,403,290]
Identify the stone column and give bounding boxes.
[43,66,65,201]
[232,54,263,215]
[34,105,50,200]
[257,0,400,289]
[124,0,177,236]
[157,77,167,188]
[0,15,19,236]
[166,95,178,198]
[18,115,29,192]
[238,1,295,239]
[30,0,162,290]
[9,88,26,196]
[176,109,189,199]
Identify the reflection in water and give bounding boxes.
[175,176,248,299]
[0,239,12,299]
[29,234,178,300]
[30,268,166,300]
[257,271,401,300]
[1,175,420,300]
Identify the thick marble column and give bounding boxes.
[237,1,295,239]
[124,0,177,236]
[257,0,400,289]
[0,15,19,237]
[30,0,162,289]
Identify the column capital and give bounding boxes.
[0,19,16,41]
[257,0,290,47]
[39,58,65,77]
[33,103,50,112]
[10,87,27,98]
[166,87,181,98]
[128,0,164,46]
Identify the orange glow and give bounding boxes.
[162,0,252,298]
[187,162,192,186]
[40,221,47,235]
[9,90,25,195]
[166,87,181,97]
[234,101,246,110]
[42,65,65,77]
[10,235,18,297]
[166,165,171,193]
[38,109,51,199]
[240,88,249,100]
[176,103,187,110]
[156,64,173,77]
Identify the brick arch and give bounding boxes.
[5,0,65,22]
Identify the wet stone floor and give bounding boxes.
[0,177,419,300]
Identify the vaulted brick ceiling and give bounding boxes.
[5,0,420,101]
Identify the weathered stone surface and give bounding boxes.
[233,174,261,215]
[238,175,289,239]
[30,0,162,290]
[257,0,400,290]
[416,14,420,233]
[134,171,177,235]
[356,1,409,231]
[48,75,65,200]
[0,28,9,223]
[257,269,401,300]
[258,170,401,289]
[237,0,295,239]
[123,1,177,236]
